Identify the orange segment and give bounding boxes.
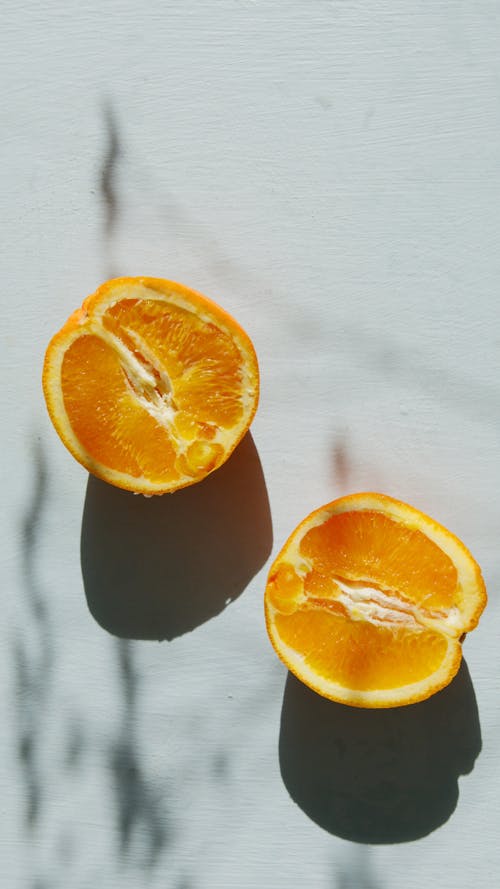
[61,333,178,482]
[301,511,458,610]
[103,298,245,427]
[43,277,259,493]
[265,493,486,708]
[274,610,450,692]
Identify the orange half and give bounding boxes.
[265,493,486,708]
[43,277,259,493]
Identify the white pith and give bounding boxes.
[317,576,463,632]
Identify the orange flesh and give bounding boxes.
[61,334,178,482]
[273,610,448,691]
[300,511,458,611]
[60,297,246,483]
[265,507,472,698]
[103,299,244,427]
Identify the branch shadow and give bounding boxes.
[100,99,120,239]
[81,432,272,640]
[279,659,481,844]
[110,639,169,867]
[14,438,53,829]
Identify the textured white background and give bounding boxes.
[2,2,500,887]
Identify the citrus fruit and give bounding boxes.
[265,493,486,708]
[43,277,259,494]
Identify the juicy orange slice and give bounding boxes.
[265,493,486,708]
[43,277,259,493]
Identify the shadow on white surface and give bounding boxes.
[109,638,169,867]
[279,660,481,843]
[14,439,53,830]
[333,846,382,889]
[80,432,272,639]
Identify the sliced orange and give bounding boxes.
[265,493,486,708]
[43,277,259,493]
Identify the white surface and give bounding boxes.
[2,2,500,887]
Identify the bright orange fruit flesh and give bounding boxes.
[265,493,486,708]
[43,278,259,493]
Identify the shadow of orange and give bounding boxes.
[81,432,272,639]
[279,659,481,843]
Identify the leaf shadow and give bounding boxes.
[279,659,481,844]
[81,432,272,639]
[110,639,169,866]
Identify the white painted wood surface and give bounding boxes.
[2,2,499,887]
